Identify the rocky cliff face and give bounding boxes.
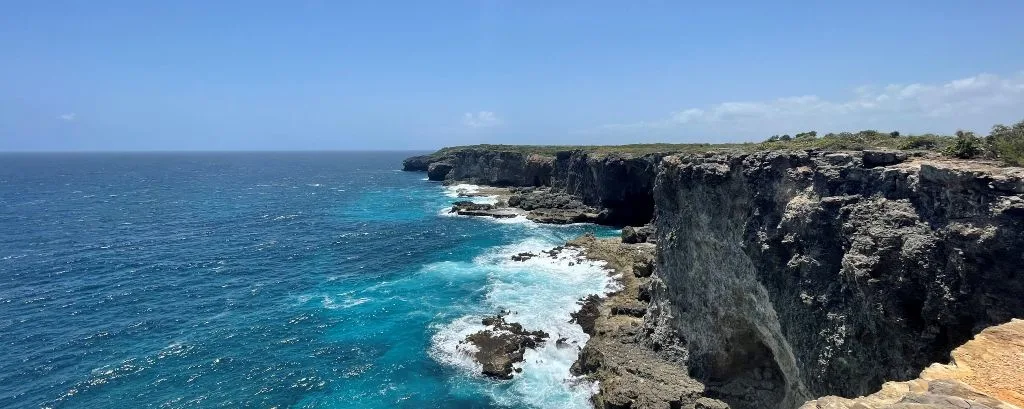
[648,151,1024,408]
[551,151,664,226]
[411,148,663,226]
[802,318,1024,409]
[403,148,1024,409]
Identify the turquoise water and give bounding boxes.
[0,152,617,408]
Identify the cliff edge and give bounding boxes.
[802,318,1024,409]
[404,146,1024,409]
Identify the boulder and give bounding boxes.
[861,150,907,168]
[621,224,656,243]
[463,314,549,379]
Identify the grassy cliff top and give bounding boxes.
[428,132,955,157]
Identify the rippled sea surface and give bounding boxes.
[0,152,617,409]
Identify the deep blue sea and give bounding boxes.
[0,152,618,409]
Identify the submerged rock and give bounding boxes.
[463,314,549,380]
[510,252,536,262]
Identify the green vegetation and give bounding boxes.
[430,142,765,157]
[987,120,1024,166]
[944,130,983,159]
[757,129,954,152]
[425,120,1024,167]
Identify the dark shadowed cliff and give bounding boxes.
[404,148,662,226]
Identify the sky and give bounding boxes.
[1,1,1023,151]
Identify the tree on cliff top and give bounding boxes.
[945,130,983,159]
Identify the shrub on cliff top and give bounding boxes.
[987,119,1024,166]
[944,130,983,159]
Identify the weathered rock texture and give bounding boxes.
[402,154,434,171]
[568,236,717,409]
[405,148,1024,409]
[463,314,549,380]
[407,148,664,225]
[650,151,1024,408]
[801,318,1024,409]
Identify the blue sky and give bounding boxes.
[2,1,1023,151]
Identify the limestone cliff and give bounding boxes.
[802,318,1024,409]
[650,151,1024,408]
[403,147,1024,409]
[407,148,662,226]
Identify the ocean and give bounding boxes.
[0,152,618,409]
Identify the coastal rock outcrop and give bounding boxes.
[448,201,518,218]
[427,162,455,181]
[436,149,554,186]
[402,154,434,171]
[406,147,1024,409]
[568,236,711,409]
[551,152,665,226]
[405,148,665,226]
[463,314,549,379]
[650,151,1024,408]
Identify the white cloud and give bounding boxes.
[59,113,76,121]
[584,71,1024,139]
[462,111,502,128]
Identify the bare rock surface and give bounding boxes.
[621,224,656,243]
[449,201,519,218]
[652,152,1024,408]
[801,318,1024,409]
[462,314,549,380]
[406,148,1024,408]
[405,148,665,225]
[567,236,713,409]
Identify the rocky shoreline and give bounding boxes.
[567,235,729,409]
[447,185,610,225]
[461,313,550,379]
[407,147,1024,409]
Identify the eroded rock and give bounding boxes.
[651,152,1024,408]
[463,314,549,380]
[427,162,454,180]
[449,201,518,218]
[800,319,1024,409]
[622,224,655,244]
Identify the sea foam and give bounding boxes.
[443,184,499,205]
[429,236,615,409]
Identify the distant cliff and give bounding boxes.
[405,148,662,226]
[404,146,1024,409]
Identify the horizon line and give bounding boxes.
[0,149,441,154]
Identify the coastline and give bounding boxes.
[409,146,1024,409]
[566,235,729,409]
